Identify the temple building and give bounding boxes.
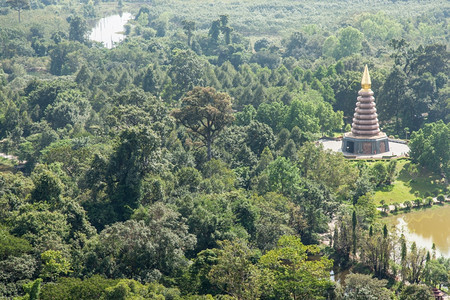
[341,65,390,155]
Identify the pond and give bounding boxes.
[89,12,133,48]
[330,268,351,284]
[385,205,450,258]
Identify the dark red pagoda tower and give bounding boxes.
[342,65,389,155]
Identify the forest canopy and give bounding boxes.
[0,0,448,299]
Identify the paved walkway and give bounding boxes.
[318,138,410,159]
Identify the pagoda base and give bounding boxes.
[341,132,389,155]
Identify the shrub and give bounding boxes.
[403,200,412,209]
[414,198,421,207]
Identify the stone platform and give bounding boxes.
[318,138,410,159]
[341,132,389,155]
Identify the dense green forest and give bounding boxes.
[0,0,449,298]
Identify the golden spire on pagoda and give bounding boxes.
[361,65,371,90]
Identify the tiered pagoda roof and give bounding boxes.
[351,65,381,136]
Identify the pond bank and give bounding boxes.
[384,203,450,258]
[377,194,449,215]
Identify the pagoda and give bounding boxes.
[341,65,389,155]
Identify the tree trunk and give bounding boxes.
[207,138,212,161]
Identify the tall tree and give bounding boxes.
[181,20,195,47]
[389,39,416,75]
[6,0,29,23]
[410,44,449,76]
[67,15,88,44]
[170,49,205,98]
[331,70,360,123]
[172,87,235,160]
[106,126,161,222]
[409,121,449,177]
[209,19,221,44]
[407,242,427,284]
[220,15,232,45]
[48,41,80,76]
[142,64,162,95]
[377,66,409,133]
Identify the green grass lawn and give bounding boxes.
[374,159,446,205]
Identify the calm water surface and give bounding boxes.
[89,13,133,48]
[386,205,450,258]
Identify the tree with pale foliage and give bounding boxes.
[208,240,261,300]
[40,250,71,281]
[343,273,392,300]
